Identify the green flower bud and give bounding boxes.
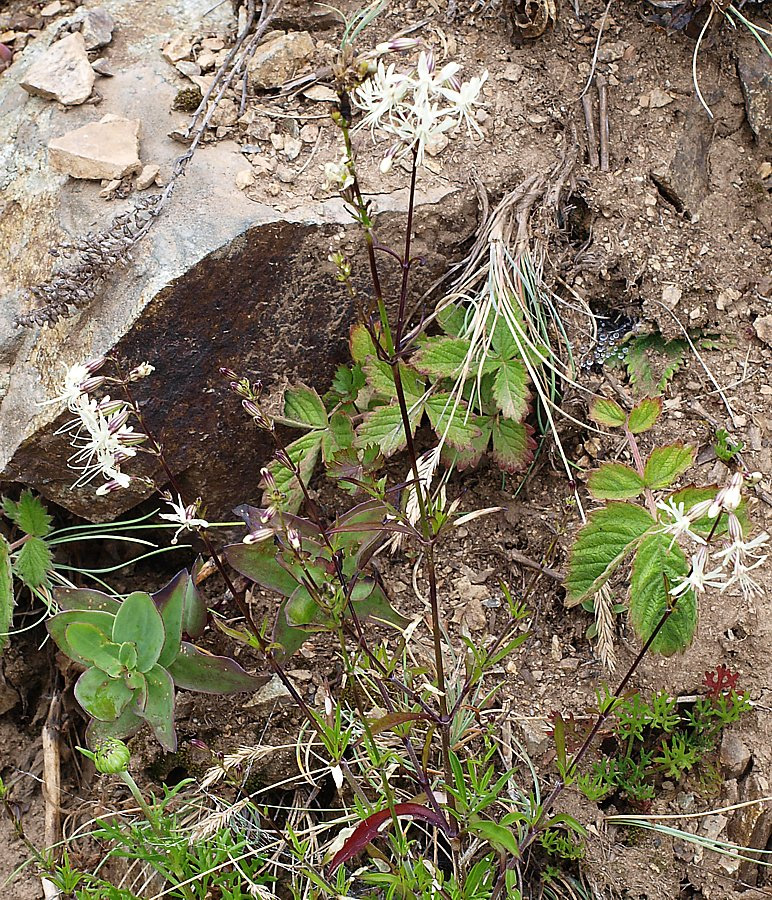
[93,739,131,774]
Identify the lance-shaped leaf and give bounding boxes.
[0,535,14,654]
[587,463,645,500]
[74,667,134,721]
[643,445,695,490]
[261,430,323,515]
[55,587,121,614]
[167,642,267,694]
[151,573,184,667]
[565,502,655,606]
[356,401,424,458]
[85,704,143,749]
[492,358,529,421]
[426,395,483,449]
[47,610,115,667]
[329,803,450,874]
[154,569,207,642]
[467,817,521,858]
[282,383,328,429]
[138,664,177,752]
[411,336,474,380]
[491,419,535,472]
[112,592,165,673]
[225,540,302,597]
[352,581,409,630]
[66,624,123,677]
[14,536,53,590]
[272,598,309,660]
[627,396,662,434]
[589,397,627,428]
[285,585,329,629]
[629,532,696,655]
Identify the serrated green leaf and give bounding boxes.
[322,412,355,464]
[667,486,745,537]
[355,401,423,458]
[138,664,176,752]
[489,308,525,360]
[283,384,328,429]
[565,503,655,605]
[589,398,627,428]
[587,463,645,500]
[627,397,662,433]
[363,358,398,399]
[425,395,482,450]
[112,592,165,672]
[491,358,529,421]
[643,445,695,490]
[625,334,688,397]
[411,337,474,380]
[437,302,467,337]
[629,532,696,655]
[5,491,53,537]
[0,535,14,654]
[349,323,378,364]
[13,536,53,590]
[262,431,323,514]
[491,419,535,473]
[75,667,134,722]
[441,421,492,471]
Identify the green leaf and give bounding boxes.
[437,302,467,337]
[565,503,655,606]
[225,541,302,597]
[13,537,53,590]
[3,491,53,537]
[112,592,165,672]
[489,308,525,360]
[490,419,535,473]
[152,574,184,668]
[491,358,529,421]
[272,598,309,660]
[285,585,325,628]
[65,624,123,677]
[352,581,409,630]
[0,535,14,654]
[47,610,115,667]
[85,705,143,748]
[643,445,695,490]
[425,395,482,450]
[362,358,398,399]
[441,421,492,471]
[629,532,696,655]
[167,642,267,694]
[74,667,134,722]
[138,664,176,752]
[349,323,378,364]
[283,384,328,429]
[587,463,644,501]
[411,337,474,380]
[468,817,521,858]
[55,587,121,614]
[153,569,206,646]
[627,397,662,434]
[355,401,423,458]
[625,334,688,397]
[322,411,355,464]
[589,398,627,428]
[262,431,323,514]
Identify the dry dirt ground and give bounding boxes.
[1,0,772,896]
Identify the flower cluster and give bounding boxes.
[49,359,152,496]
[352,50,488,172]
[657,473,769,600]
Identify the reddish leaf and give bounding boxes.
[329,803,449,874]
[704,664,739,699]
[360,712,430,742]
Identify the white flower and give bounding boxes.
[713,527,769,600]
[42,358,106,410]
[656,498,707,548]
[323,154,354,192]
[708,472,744,518]
[670,546,728,598]
[129,362,155,381]
[438,71,488,136]
[159,493,209,544]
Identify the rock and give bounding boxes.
[519,719,549,757]
[209,97,238,128]
[98,177,121,198]
[91,57,114,76]
[598,40,627,62]
[302,83,336,103]
[250,153,276,174]
[135,163,160,189]
[196,49,217,72]
[0,42,12,73]
[162,33,192,64]
[283,135,302,160]
[641,87,673,109]
[80,8,115,51]
[729,773,772,884]
[299,122,319,143]
[201,36,225,52]
[720,732,752,779]
[41,1,63,16]
[247,31,315,91]
[19,32,95,106]
[48,115,141,180]
[754,315,772,346]
[235,168,254,190]
[175,60,201,78]
[737,28,772,145]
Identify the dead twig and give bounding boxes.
[42,690,62,852]
[581,94,599,168]
[596,74,609,172]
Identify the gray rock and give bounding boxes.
[19,32,95,106]
[720,731,752,779]
[81,8,116,51]
[48,115,142,180]
[247,31,315,91]
[737,28,772,146]
[91,57,114,76]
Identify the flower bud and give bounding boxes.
[287,527,302,552]
[129,362,155,381]
[93,739,131,774]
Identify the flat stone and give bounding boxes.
[98,177,121,198]
[175,60,201,78]
[80,7,115,51]
[41,1,63,16]
[48,115,141,180]
[720,732,752,779]
[247,31,314,91]
[737,29,772,145]
[302,83,336,102]
[19,32,95,106]
[755,315,772,346]
[162,32,192,64]
[235,168,254,190]
[135,163,160,189]
[299,123,319,143]
[283,135,302,160]
[91,57,114,76]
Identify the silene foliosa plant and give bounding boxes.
[8,22,769,900]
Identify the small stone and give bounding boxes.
[299,122,319,143]
[276,164,296,183]
[41,1,62,16]
[162,33,192,64]
[248,116,275,141]
[270,132,285,150]
[48,114,141,180]
[247,31,315,90]
[244,674,291,709]
[720,732,752,779]
[527,113,549,126]
[91,57,113,76]
[196,49,217,72]
[283,135,302,160]
[662,283,682,309]
[641,87,674,109]
[209,97,238,127]
[99,178,121,198]
[461,597,487,631]
[250,154,276,175]
[20,32,95,106]
[135,163,160,189]
[426,132,449,156]
[80,8,115,51]
[519,720,549,757]
[175,60,201,78]
[559,657,580,671]
[754,315,772,346]
[235,168,254,190]
[201,36,225,52]
[302,83,336,103]
[598,41,627,62]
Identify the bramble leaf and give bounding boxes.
[625,334,688,397]
[3,491,53,537]
[587,463,645,500]
[262,430,323,514]
[627,397,662,434]
[411,337,474,380]
[643,445,695,490]
[425,395,482,449]
[441,421,491,471]
[491,419,535,472]
[283,384,328,429]
[492,358,529,421]
[14,536,53,590]
[355,402,424,457]
[349,323,378,364]
[629,532,696,655]
[565,502,655,605]
[112,592,165,672]
[322,412,355,464]
[489,309,525,360]
[589,397,626,428]
[437,302,467,337]
[74,668,134,722]
[0,535,14,654]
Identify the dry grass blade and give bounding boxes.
[593,582,617,673]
